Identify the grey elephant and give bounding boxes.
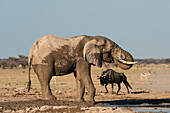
[27,35,136,105]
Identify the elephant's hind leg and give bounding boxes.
[74,72,85,103]
[33,64,56,100]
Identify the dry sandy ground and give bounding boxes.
[0,64,170,112]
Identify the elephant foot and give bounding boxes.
[86,100,96,106]
[77,99,94,107]
[77,98,91,106]
[41,94,57,101]
[77,98,86,103]
[112,92,115,94]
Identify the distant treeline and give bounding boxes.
[0,55,28,69]
[135,58,170,65]
[0,55,170,69]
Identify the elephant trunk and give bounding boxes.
[111,46,137,70]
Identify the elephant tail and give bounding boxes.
[27,57,32,92]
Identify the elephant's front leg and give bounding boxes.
[76,59,95,105]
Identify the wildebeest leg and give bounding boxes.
[76,59,95,105]
[111,83,114,94]
[74,71,85,102]
[33,64,55,100]
[116,83,121,95]
[105,84,108,93]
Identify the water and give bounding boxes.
[97,99,170,112]
[131,108,170,113]
[106,104,170,112]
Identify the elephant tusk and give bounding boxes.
[119,59,137,64]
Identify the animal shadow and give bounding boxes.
[96,99,170,107]
[131,91,149,94]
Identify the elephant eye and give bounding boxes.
[94,45,98,48]
[94,45,104,50]
[99,45,105,50]
[121,53,125,59]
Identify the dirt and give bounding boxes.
[0,64,170,112]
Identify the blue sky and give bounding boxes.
[0,0,170,59]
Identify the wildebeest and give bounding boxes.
[97,69,132,94]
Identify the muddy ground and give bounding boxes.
[0,65,170,112]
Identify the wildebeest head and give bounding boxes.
[97,73,108,86]
[99,76,106,86]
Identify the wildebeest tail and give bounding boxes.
[124,80,132,89]
[27,57,32,92]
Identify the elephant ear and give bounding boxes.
[83,39,104,68]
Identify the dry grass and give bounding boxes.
[1,64,170,112]
[0,64,170,95]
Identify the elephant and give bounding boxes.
[27,35,136,105]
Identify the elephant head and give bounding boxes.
[111,46,136,70]
[83,36,136,70]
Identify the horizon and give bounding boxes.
[0,54,169,60]
[1,1,170,59]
